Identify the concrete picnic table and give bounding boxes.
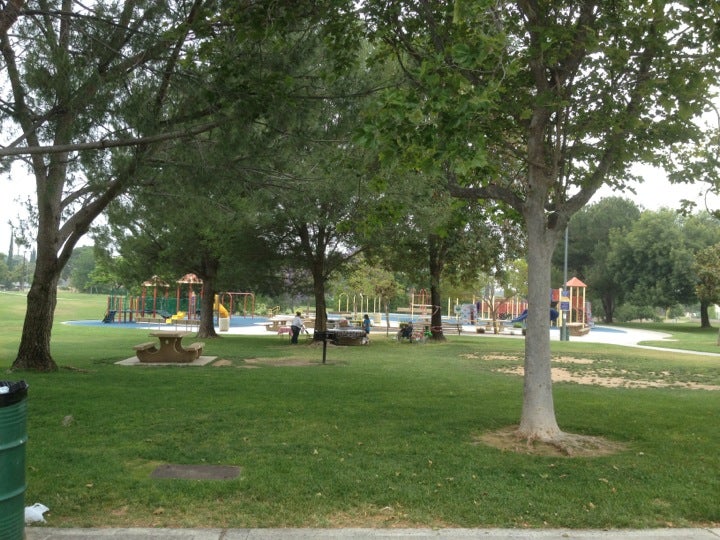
[133,330,204,363]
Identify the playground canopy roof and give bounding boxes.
[142,275,169,288]
[566,277,587,288]
[177,273,203,284]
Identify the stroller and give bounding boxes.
[396,322,425,343]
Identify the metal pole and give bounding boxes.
[561,226,570,341]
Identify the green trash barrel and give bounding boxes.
[0,380,29,540]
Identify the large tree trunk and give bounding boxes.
[699,300,711,328]
[196,254,219,339]
[428,234,446,341]
[12,261,60,372]
[313,278,328,334]
[197,281,218,339]
[517,204,562,441]
[601,293,615,324]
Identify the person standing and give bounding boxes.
[362,314,371,343]
[290,311,304,344]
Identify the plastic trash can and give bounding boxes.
[0,380,29,540]
[219,317,230,332]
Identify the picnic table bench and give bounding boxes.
[328,327,367,346]
[133,331,205,363]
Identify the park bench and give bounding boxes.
[441,323,463,335]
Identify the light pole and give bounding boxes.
[21,250,27,292]
[560,227,570,341]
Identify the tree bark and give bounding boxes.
[297,223,330,335]
[13,263,60,372]
[0,0,24,36]
[196,281,219,339]
[517,201,563,441]
[314,279,328,335]
[699,300,711,328]
[428,234,446,341]
[601,293,615,324]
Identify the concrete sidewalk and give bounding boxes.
[23,528,720,539]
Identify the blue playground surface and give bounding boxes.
[65,315,268,328]
[65,315,624,335]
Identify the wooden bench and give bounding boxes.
[441,323,463,335]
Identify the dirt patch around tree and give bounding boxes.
[476,426,630,458]
[467,352,718,456]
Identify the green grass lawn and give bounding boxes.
[1,292,719,529]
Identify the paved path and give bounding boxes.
[22,527,720,539]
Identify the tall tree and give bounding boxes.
[247,33,378,334]
[607,209,696,313]
[3,0,360,370]
[693,243,720,331]
[375,177,521,340]
[607,209,720,325]
[554,197,641,323]
[103,123,283,338]
[681,212,720,326]
[362,1,720,443]
[2,0,216,371]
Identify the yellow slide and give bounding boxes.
[214,295,229,318]
[166,311,186,324]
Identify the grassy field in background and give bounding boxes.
[1,291,718,529]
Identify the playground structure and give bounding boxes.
[217,292,255,317]
[330,288,526,331]
[103,273,255,324]
[334,290,437,320]
[553,276,592,335]
[336,292,383,316]
[469,296,527,322]
[396,290,438,319]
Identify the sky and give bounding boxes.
[591,163,720,212]
[1,164,718,256]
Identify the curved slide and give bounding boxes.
[214,295,229,318]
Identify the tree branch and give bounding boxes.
[0,120,223,156]
[0,0,24,34]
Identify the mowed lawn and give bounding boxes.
[1,292,719,529]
